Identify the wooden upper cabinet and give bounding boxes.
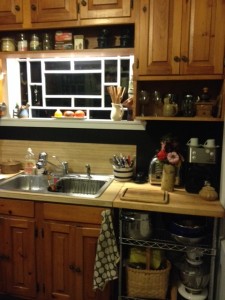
[30,0,78,23]
[136,0,225,76]
[79,0,133,20]
[0,0,23,24]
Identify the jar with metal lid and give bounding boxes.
[1,38,15,52]
[30,34,40,51]
[17,33,28,51]
[42,33,52,50]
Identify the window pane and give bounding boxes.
[46,98,72,107]
[74,61,101,70]
[30,62,41,83]
[45,74,101,95]
[105,60,117,82]
[45,61,71,70]
[75,98,101,107]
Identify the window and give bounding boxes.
[6,55,134,120]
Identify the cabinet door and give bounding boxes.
[180,0,225,75]
[76,226,111,300]
[136,0,182,75]
[43,221,76,300]
[4,217,36,298]
[30,0,78,23]
[79,0,132,20]
[0,0,23,24]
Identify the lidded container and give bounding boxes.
[30,34,40,51]
[1,37,15,51]
[17,33,28,51]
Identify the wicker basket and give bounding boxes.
[126,260,171,299]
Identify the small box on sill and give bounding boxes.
[74,35,84,50]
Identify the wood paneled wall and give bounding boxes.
[0,140,136,175]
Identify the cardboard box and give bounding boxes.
[74,35,84,50]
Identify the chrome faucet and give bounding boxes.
[85,164,91,178]
[36,152,68,176]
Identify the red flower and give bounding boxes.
[157,149,167,161]
[167,151,180,165]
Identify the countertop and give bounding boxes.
[0,173,224,218]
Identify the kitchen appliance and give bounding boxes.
[149,155,181,186]
[184,144,218,193]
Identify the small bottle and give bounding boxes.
[24,148,36,175]
[17,33,28,51]
[30,34,40,51]
[200,87,210,102]
[42,33,52,50]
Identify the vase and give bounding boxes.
[110,103,124,121]
[161,164,176,192]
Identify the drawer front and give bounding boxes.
[0,198,34,217]
[43,203,104,224]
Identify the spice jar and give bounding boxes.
[42,33,52,50]
[1,38,15,51]
[30,34,40,51]
[17,33,28,51]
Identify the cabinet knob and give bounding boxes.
[142,6,147,13]
[174,56,181,62]
[15,5,20,11]
[81,0,87,6]
[181,56,189,63]
[31,4,37,11]
[69,264,81,273]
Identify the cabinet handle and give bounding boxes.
[31,4,37,11]
[15,5,20,11]
[69,264,81,273]
[81,0,87,6]
[174,56,181,62]
[142,6,147,13]
[181,56,189,63]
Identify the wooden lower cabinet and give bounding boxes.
[0,199,113,300]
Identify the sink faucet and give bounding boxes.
[85,164,91,178]
[36,152,68,176]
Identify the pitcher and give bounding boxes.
[110,103,124,121]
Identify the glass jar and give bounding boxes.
[17,33,28,51]
[1,38,15,51]
[42,33,52,50]
[30,34,40,51]
[182,94,195,117]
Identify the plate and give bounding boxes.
[52,116,86,120]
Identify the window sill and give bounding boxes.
[0,118,146,131]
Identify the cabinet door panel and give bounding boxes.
[0,0,23,24]
[30,0,78,23]
[43,222,76,300]
[80,0,131,19]
[76,226,111,300]
[137,0,182,75]
[5,217,36,298]
[180,0,225,74]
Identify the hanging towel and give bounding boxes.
[93,209,120,291]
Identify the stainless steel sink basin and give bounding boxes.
[55,174,114,198]
[0,174,48,192]
[0,173,113,198]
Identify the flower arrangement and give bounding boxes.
[156,134,184,167]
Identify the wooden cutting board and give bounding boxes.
[120,188,169,204]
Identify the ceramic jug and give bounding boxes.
[163,97,178,117]
[110,103,124,121]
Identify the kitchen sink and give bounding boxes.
[0,173,114,198]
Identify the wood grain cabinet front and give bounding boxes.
[135,0,225,76]
[0,0,23,25]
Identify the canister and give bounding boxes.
[1,38,15,51]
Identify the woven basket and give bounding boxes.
[126,260,171,299]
